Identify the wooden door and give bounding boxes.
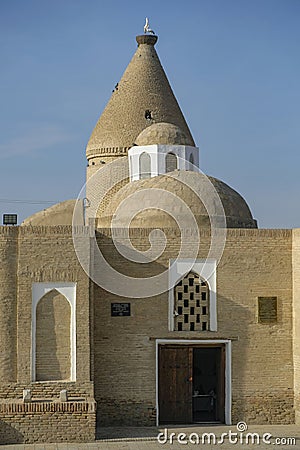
[158,345,193,424]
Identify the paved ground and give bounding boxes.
[1,425,300,449]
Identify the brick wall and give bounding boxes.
[0,223,297,440]
[0,226,95,444]
[293,229,300,423]
[14,226,92,387]
[93,228,294,426]
[0,227,18,382]
[0,400,96,444]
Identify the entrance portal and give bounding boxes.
[158,345,225,424]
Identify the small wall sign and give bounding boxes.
[258,296,277,323]
[111,303,131,317]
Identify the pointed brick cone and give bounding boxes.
[86,34,195,162]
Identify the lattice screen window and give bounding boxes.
[174,272,210,331]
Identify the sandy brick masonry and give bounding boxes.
[86,34,194,182]
[0,224,299,444]
[93,227,295,426]
[0,226,96,444]
[0,400,96,444]
[293,229,300,424]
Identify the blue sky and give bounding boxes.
[0,0,299,227]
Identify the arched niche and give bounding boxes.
[139,152,151,179]
[174,272,210,332]
[36,290,71,381]
[31,282,76,382]
[165,152,177,173]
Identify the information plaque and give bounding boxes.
[258,297,277,323]
[111,303,131,317]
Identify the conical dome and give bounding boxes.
[86,34,195,162]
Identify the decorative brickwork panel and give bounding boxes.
[36,290,71,381]
[174,272,209,331]
[0,401,96,444]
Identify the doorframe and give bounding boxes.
[156,339,231,425]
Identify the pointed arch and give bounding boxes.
[165,152,177,173]
[174,271,210,332]
[139,151,151,179]
[35,290,71,381]
[32,282,76,381]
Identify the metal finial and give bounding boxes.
[144,17,155,35]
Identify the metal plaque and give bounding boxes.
[258,297,277,323]
[111,303,131,317]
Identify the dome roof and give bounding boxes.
[21,200,84,226]
[86,34,195,160]
[98,171,257,229]
[135,122,192,146]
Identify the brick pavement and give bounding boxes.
[1,425,300,450]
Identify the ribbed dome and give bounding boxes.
[86,34,195,161]
[135,122,192,146]
[98,171,257,229]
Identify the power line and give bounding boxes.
[0,199,59,205]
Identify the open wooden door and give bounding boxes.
[158,345,193,424]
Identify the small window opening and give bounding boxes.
[165,152,177,172]
[139,152,151,179]
[145,110,152,120]
[174,272,210,332]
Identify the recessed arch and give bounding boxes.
[139,151,151,179]
[32,282,76,382]
[174,272,210,332]
[168,259,217,332]
[36,290,71,381]
[165,152,177,173]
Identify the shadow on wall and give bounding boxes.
[0,420,23,445]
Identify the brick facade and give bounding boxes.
[0,401,96,444]
[93,228,295,426]
[0,226,95,444]
[0,30,298,445]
